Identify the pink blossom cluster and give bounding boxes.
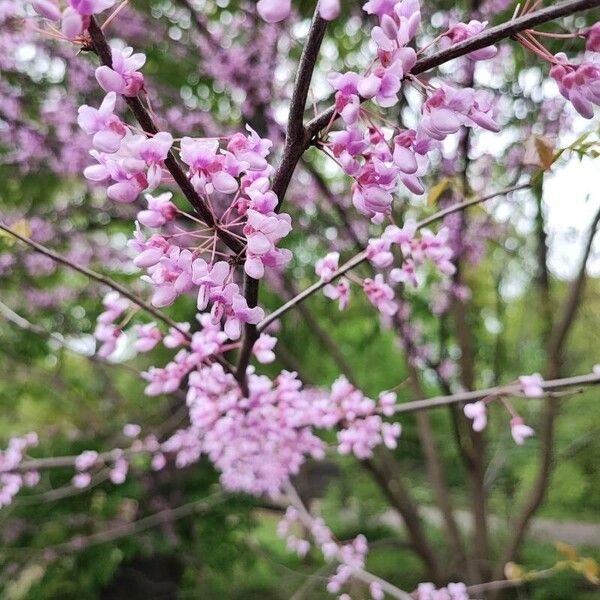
[416,582,470,600]
[141,315,227,395]
[316,220,455,317]
[370,221,455,284]
[550,53,600,119]
[323,0,499,220]
[80,93,171,202]
[143,369,403,496]
[0,433,40,508]
[32,0,116,40]
[277,507,372,598]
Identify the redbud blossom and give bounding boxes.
[510,417,535,445]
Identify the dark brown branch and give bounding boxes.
[87,17,244,255]
[236,8,329,392]
[304,0,600,141]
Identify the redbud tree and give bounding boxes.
[1,0,600,597]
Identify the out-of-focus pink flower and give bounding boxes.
[257,0,291,23]
[519,373,544,397]
[253,334,277,363]
[510,417,535,445]
[464,401,487,431]
[315,252,340,282]
[134,323,162,352]
[32,0,61,21]
[319,0,340,20]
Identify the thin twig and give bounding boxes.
[257,184,529,332]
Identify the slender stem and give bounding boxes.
[391,371,600,414]
[257,183,530,332]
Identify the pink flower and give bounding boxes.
[123,423,141,437]
[69,0,116,16]
[367,237,393,268]
[324,279,351,310]
[72,472,92,488]
[61,7,84,39]
[257,0,291,23]
[180,137,239,194]
[363,274,397,315]
[110,456,128,484]
[127,132,173,189]
[315,252,340,282]
[586,23,600,52]
[75,450,99,471]
[137,192,177,228]
[519,373,544,398]
[378,391,396,416]
[318,0,340,20]
[134,323,162,352]
[510,417,535,445]
[441,20,497,61]
[96,47,146,97]
[98,291,129,324]
[225,294,265,340]
[370,581,384,600]
[78,92,126,153]
[357,63,402,107]
[463,401,487,432]
[164,323,190,348]
[32,0,61,21]
[253,334,277,364]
